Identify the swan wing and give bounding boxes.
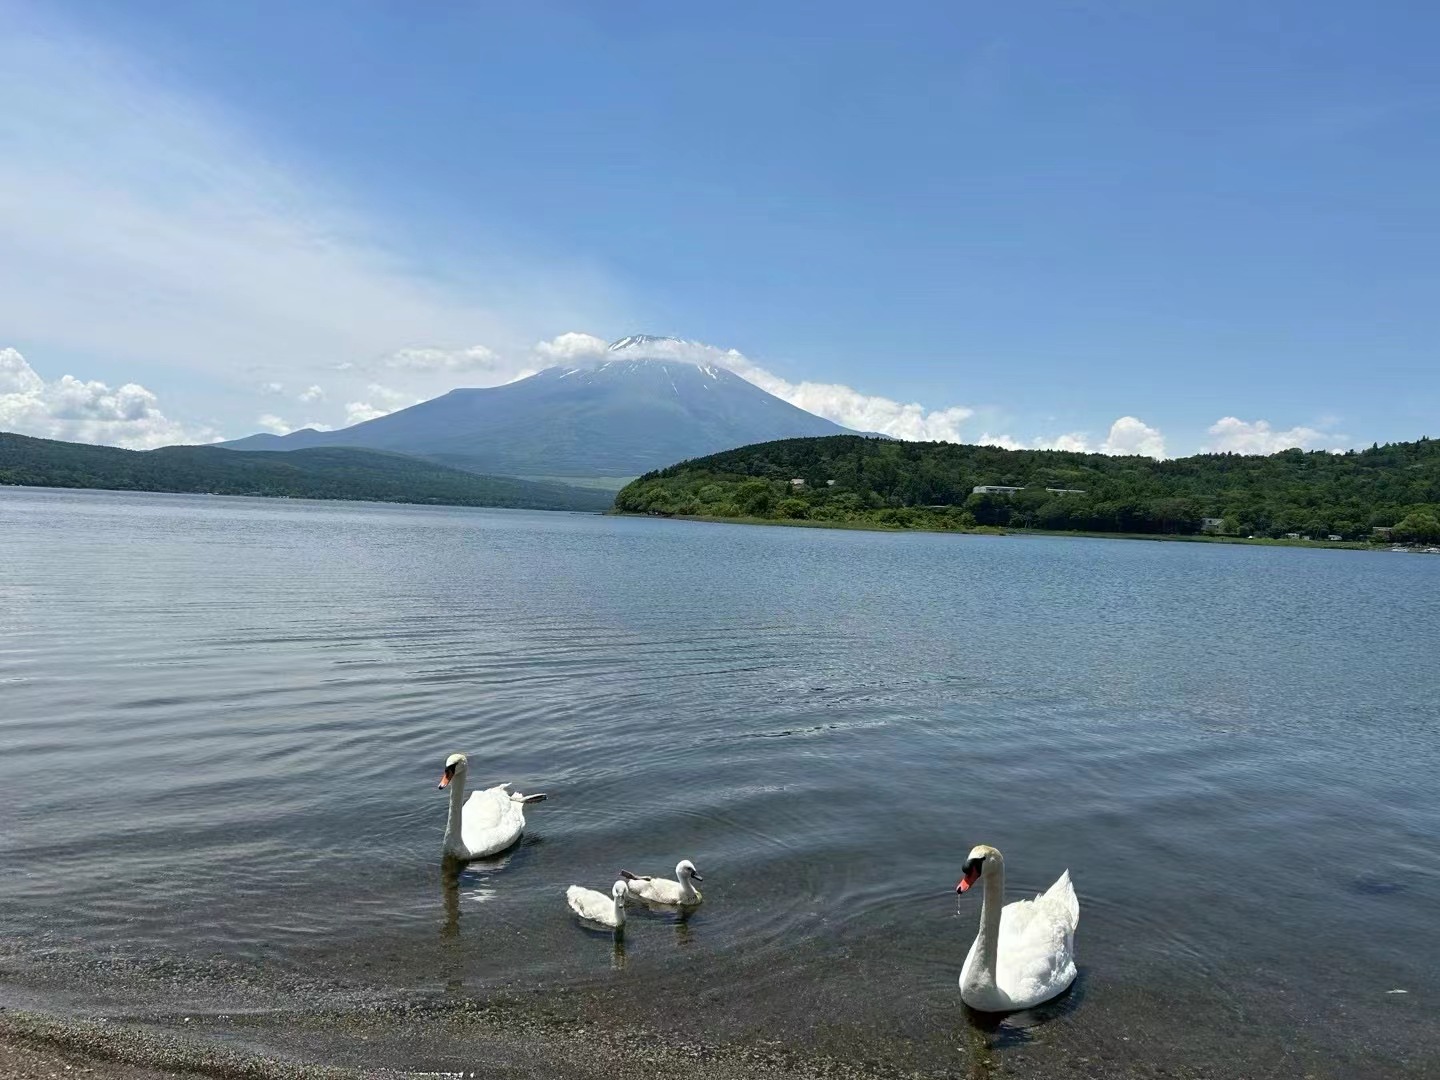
[566,885,617,926]
[460,785,525,857]
[625,875,681,904]
[462,786,508,829]
[994,871,1079,1008]
[1040,869,1079,928]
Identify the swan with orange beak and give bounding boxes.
[955,844,1079,1012]
[438,752,547,860]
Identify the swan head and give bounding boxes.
[438,752,468,789]
[612,880,629,901]
[956,844,1002,894]
[676,859,703,882]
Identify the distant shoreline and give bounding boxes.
[0,482,606,515]
[2,488,1419,552]
[614,511,1394,551]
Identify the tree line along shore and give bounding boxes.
[613,435,1440,544]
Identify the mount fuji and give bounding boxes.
[221,336,855,480]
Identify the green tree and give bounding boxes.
[1392,511,1440,543]
[776,498,809,519]
[736,480,776,517]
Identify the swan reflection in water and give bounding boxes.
[593,885,702,953]
[672,914,694,949]
[956,969,1086,1078]
[439,849,515,939]
[956,1005,1045,1080]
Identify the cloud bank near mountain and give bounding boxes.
[0,347,215,449]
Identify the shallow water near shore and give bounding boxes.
[1,486,1437,1077]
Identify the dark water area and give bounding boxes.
[1,486,1437,1077]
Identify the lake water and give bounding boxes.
[1,486,1437,1078]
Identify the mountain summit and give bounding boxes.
[220,338,853,479]
[606,333,678,353]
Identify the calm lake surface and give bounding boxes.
[1,487,1437,1077]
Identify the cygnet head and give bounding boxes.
[956,844,1002,895]
[438,752,468,789]
[612,880,629,900]
[677,859,703,882]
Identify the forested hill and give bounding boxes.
[0,432,613,512]
[614,434,1440,541]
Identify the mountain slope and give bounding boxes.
[0,432,613,511]
[221,337,853,477]
[615,434,1440,539]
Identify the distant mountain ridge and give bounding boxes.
[220,336,854,478]
[0,432,612,511]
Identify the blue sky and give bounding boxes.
[1,0,1436,455]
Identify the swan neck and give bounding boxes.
[614,894,626,926]
[974,856,1004,984]
[445,769,467,841]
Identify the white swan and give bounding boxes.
[437,752,547,860]
[619,860,703,906]
[956,844,1079,1012]
[567,880,629,929]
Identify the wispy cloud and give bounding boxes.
[343,384,423,427]
[0,4,614,434]
[381,346,507,374]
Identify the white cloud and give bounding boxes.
[978,430,1091,452]
[343,383,421,426]
[1047,432,1092,453]
[260,382,285,395]
[1100,415,1167,458]
[257,412,332,435]
[768,378,974,442]
[973,432,1082,452]
[976,416,1167,458]
[344,402,387,425]
[1203,416,1333,455]
[533,332,609,363]
[0,348,44,397]
[0,347,216,449]
[297,384,324,404]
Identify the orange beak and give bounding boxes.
[437,772,451,789]
[957,866,981,894]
